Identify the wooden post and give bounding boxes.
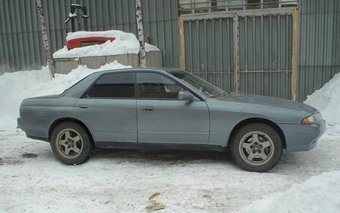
[135,0,146,68]
[35,0,53,77]
[291,8,299,101]
[233,15,240,93]
[178,17,186,70]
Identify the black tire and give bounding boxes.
[50,122,94,165]
[230,123,283,172]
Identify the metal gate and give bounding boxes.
[179,8,298,100]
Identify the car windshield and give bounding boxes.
[170,70,225,98]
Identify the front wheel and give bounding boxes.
[230,123,283,172]
[50,122,94,165]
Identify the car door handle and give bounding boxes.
[79,104,88,109]
[142,107,154,112]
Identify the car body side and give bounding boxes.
[17,69,326,153]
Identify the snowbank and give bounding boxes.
[240,171,340,213]
[0,61,130,130]
[53,30,160,58]
[305,73,340,134]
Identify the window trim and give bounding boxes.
[81,72,137,100]
[135,71,203,101]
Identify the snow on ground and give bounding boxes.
[0,65,340,213]
[53,30,160,58]
[240,171,340,213]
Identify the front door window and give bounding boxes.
[137,73,187,100]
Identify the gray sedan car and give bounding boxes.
[17,68,326,172]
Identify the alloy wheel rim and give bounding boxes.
[238,131,275,166]
[56,129,83,159]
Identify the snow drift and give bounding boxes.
[305,72,340,135]
[240,171,340,213]
[305,73,340,126]
[0,61,130,130]
[53,30,160,58]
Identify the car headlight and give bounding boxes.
[301,113,322,125]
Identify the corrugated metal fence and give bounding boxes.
[298,0,340,101]
[239,13,293,99]
[184,17,235,92]
[0,0,179,72]
[182,8,294,99]
[1,0,339,101]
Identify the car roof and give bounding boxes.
[93,67,181,75]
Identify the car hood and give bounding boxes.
[216,93,317,114]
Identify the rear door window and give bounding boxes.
[86,72,135,98]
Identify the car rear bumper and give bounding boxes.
[17,117,24,131]
[279,120,326,152]
[17,117,49,142]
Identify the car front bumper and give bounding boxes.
[279,119,326,152]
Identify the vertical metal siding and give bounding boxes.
[2,0,339,103]
[298,0,340,101]
[181,0,339,101]
[0,0,179,71]
[142,0,179,68]
[183,11,293,98]
[239,14,292,99]
[0,1,8,71]
[184,18,235,92]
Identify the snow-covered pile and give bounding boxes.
[0,61,130,130]
[53,30,160,58]
[240,171,340,213]
[305,73,340,134]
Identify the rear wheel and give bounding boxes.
[50,122,94,165]
[230,123,283,172]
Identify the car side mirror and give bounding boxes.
[178,91,194,101]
